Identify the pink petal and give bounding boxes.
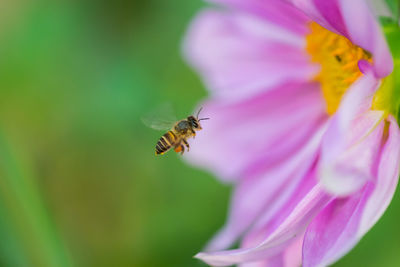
[285,0,347,35]
[183,9,319,102]
[205,0,310,34]
[319,111,385,196]
[239,234,304,267]
[319,72,381,195]
[303,116,400,266]
[184,81,326,181]
[206,123,326,251]
[282,236,304,267]
[338,0,393,77]
[303,190,370,267]
[195,171,333,266]
[358,116,400,234]
[239,260,271,267]
[322,72,378,160]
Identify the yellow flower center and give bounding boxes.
[306,22,372,115]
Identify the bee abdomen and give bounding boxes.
[155,131,176,155]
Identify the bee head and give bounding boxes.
[189,107,210,130]
[187,116,202,130]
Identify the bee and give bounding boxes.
[142,105,209,155]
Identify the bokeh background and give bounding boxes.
[0,1,399,267]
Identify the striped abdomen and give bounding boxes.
[155,131,177,155]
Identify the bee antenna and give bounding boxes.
[196,107,203,119]
[198,117,210,121]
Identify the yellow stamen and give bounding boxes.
[306,22,372,115]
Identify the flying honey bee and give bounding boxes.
[142,105,209,155]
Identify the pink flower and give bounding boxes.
[183,0,400,266]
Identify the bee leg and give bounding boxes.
[182,139,190,152]
[174,144,182,153]
[191,129,196,139]
[174,143,185,155]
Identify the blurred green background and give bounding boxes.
[0,1,399,267]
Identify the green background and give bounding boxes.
[0,1,398,266]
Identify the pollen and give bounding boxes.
[306,22,372,115]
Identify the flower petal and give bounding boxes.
[319,111,385,196]
[358,116,400,234]
[239,234,304,267]
[184,81,326,181]
[303,190,369,267]
[183,9,318,102]
[195,171,332,266]
[205,0,310,34]
[319,72,381,195]
[205,123,326,251]
[285,0,347,35]
[338,0,393,77]
[322,73,379,161]
[303,116,400,267]
[239,260,271,267]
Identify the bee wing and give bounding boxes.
[141,103,177,131]
[142,117,176,131]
